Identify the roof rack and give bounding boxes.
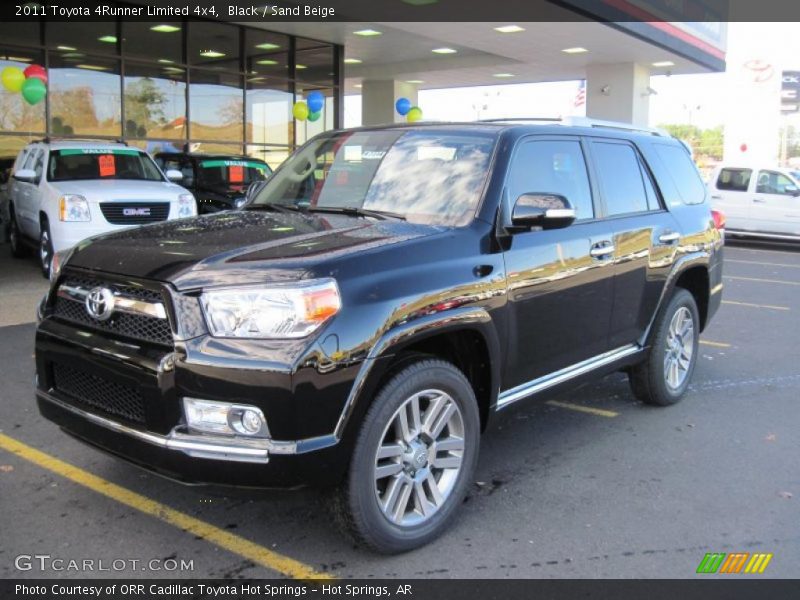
[478,116,669,137]
[33,137,129,146]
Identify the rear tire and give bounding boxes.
[630,288,699,406]
[8,206,27,258]
[335,359,480,553]
[39,218,53,279]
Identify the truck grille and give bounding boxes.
[53,275,173,346]
[52,363,146,424]
[100,202,170,225]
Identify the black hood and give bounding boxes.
[66,210,440,290]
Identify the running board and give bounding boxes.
[496,344,642,410]
[726,230,800,242]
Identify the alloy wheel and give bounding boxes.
[373,389,465,527]
[663,306,694,390]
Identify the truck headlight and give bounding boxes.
[200,279,341,339]
[178,193,196,218]
[59,195,90,222]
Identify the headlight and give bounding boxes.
[58,195,90,222]
[177,193,196,218]
[200,279,341,339]
[234,197,246,209]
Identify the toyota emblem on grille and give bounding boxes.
[85,287,115,321]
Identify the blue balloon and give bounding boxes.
[307,91,325,113]
[395,97,412,116]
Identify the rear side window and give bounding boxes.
[652,144,707,204]
[716,168,752,192]
[592,142,650,216]
[507,139,594,220]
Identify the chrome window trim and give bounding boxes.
[496,344,641,409]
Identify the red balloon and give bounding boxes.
[24,64,47,84]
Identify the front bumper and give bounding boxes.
[37,389,349,487]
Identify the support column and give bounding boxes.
[585,63,651,127]
[361,80,418,126]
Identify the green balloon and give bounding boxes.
[1,67,25,93]
[308,110,321,122]
[292,101,309,121]
[21,77,46,105]
[406,106,423,123]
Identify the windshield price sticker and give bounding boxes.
[98,155,116,177]
[228,165,244,183]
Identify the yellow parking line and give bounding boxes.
[726,259,800,269]
[0,433,334,580]
[546,400,618,418]
[725,276,800,286]
[700,340,731,348]
[722,300,790,311]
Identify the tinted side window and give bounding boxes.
[652,143,706,204]
[716,168,752,192]
[507,139,594,220]
[592,142,649,216]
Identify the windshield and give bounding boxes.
[48,149,164,182]
[250,129,497,226]
[198,158,270,188]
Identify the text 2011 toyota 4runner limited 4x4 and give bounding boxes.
[35,119,723,553]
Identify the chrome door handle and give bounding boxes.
[753,198,766,203]
[590,243,615,258]
[658,231,680,243]
[710,195,722,200]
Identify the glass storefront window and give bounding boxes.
[124,63,186,140]
[49,56,121,137]
[48,22,119,56]
[246,77,292,146]
[247,145,292,170]
[294,86,334,145]
[122,22,183,64]
[0,49,46,134]
[188,22,240,71]
[246,30,290,78]
[189,70,243,142]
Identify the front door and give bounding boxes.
[501,137,615,389]
[751,170,800,236]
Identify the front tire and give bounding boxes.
[337,359,480,553]
[630,288,699,406]
[39,219,53,279]
[8,206,27,258]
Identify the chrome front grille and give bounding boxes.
[100,202,170,225]
[53,274,173,346]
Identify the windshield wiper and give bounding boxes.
[244,203,306,214]
[305,206,406,221]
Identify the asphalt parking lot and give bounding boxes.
[0,239,798,580]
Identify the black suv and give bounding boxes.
[153,152,272,213]
[35,120,723,553]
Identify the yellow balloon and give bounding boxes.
[406,106,423,123]
[293,101,309,121]
[1,67,25,93]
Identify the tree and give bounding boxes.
[123,78,167,137]
[658,123,723,162]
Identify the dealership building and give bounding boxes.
[0,3,726,168]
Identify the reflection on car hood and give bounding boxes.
[51,179,185,201]
[66,210,440,289]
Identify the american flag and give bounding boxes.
[574,80,586,108]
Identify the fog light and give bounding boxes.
[183,398,269,438]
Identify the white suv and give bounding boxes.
[8,140,197,277]
[708,164,800,241]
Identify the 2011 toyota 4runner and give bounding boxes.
[34,120,724,553]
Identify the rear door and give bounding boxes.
[709,167,754,231]
[587,138,681,348]
[501,136,615,388]
[751,170,800,236]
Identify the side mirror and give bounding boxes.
[165,169,183,182]
[511,193,576,230]
[14,168,37,183]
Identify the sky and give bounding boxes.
[344,22,800,133]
